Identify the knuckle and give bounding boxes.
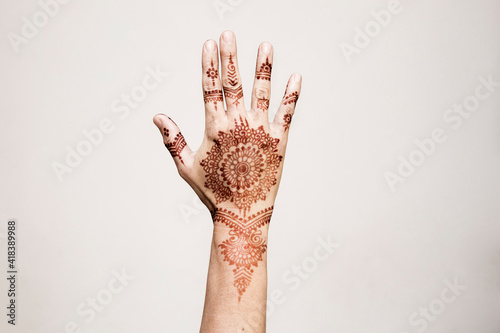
[254,87,270,99]
[283,104,295,114]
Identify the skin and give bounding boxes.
[153,31,301,332]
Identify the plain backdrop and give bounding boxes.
[1,0,500,332]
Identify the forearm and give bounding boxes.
[200,208,272,332]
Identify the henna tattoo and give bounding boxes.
[213,206,273,301]
[283,113,292,131]
[204,89,224,111]
[283,91,299,106]
[165,133,186,164]
[256,98,269,111]
[227,54,238,86]
[163,127,169,137]
[206,59,218,86]
[224,54,243,106]
[256,57,272,81]
[224,86,243,106]
[200,117,282,215]
[203,58,223,110]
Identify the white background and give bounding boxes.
[1,0,500,332]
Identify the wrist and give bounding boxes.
[211,205,273,233]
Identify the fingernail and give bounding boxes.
[292,73,301,82]
[260,42,271,54]
[205,40,215,52]
[222,31,234,44]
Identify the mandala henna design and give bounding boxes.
[283,91,299,106]
[213,206,273,301]
[206,59,218,86]
[165,133,186,165]
[256,57,272,81]
[283,113,292,131]
[200,117,282,215]
[224,54,243,106]
[204,89,224,111]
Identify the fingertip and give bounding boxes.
[259,42,273,54]
[153,114,165,128]
[204,39,217,52]
[221,30,235,43]
[292,73,302,83]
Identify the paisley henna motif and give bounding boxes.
[213,206,273,301]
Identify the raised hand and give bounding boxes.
[153,30,301,331]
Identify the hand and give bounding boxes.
[153,31,301,217]
[153,32,301,320]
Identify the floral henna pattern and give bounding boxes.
[256,57,272,81]
[224,54,243,106]
[213,206,273,301]
[283,113,292,131]
[203,58,224,110]
[200,117,282,215]
[206,59,218,86]
[165,133,187,165]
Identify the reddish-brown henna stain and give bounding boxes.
[200,117,282,215]
[204,89,224,111]
[256,98,269,111]
[283,91,299,106]
[206,59,218,86]
[213,206,273,301]
[165,133,186,165]
[224,54,243,106]
[283,113,292,131]
[256,57,272,81]
[163,127,169,137]
[203,58,224,110]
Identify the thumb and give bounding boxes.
[153,114,194,170]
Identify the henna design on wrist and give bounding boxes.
[224,54,243,106]
[213,206,273,301]
[165,133,186,164]
[200,117,282,215]
[283,113,292,131]
[256,57,272,81]
[283,91,299,106]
